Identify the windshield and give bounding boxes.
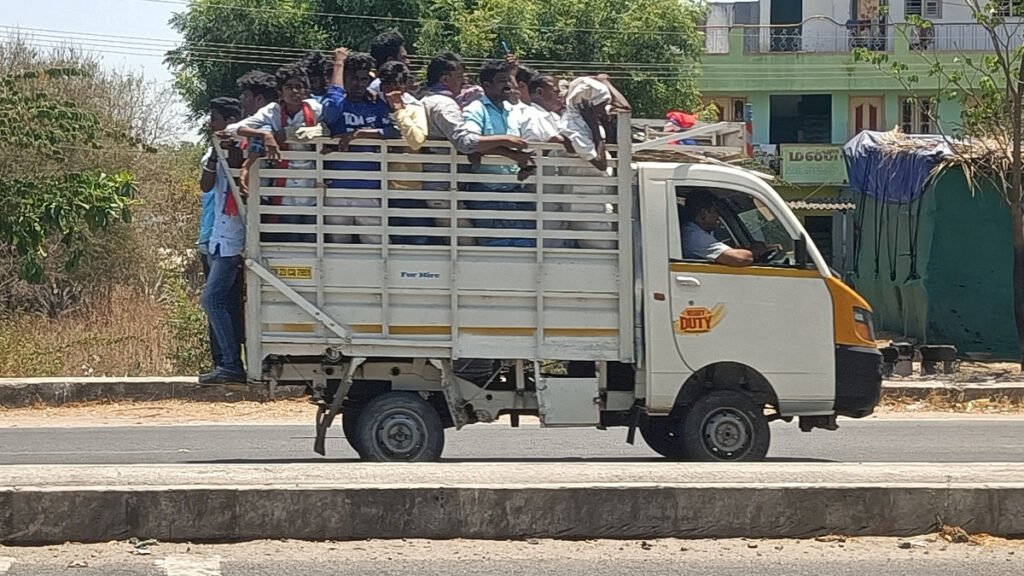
[732,197,795,260]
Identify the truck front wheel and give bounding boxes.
[356,392,446,462]
[682,390,770,461]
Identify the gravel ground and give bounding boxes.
[1,537,1022,576]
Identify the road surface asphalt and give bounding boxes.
[0,417,1021,464]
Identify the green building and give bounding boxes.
[698,0,1013,274]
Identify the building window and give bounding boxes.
[703,97,748,122]
[905,0,942,18]
[900,97,934,134]
[769,94,832,144]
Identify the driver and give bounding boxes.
[681,190,774,267]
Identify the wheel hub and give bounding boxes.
[377,412,425,457]
[702,409,750,458]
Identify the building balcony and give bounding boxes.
[703,17,1024,56]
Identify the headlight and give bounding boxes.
[853,307,876,343]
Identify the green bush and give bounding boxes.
[163,264,210,375]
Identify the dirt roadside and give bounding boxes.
[0,397,1022,428]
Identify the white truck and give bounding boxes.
[224,114,882,462]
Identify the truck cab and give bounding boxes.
[225,114,882,462]
[636,162,881,459]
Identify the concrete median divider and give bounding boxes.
[1,463,1024,544]
[1,377,1023,408]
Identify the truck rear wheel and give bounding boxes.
[356,392,446,462]
[639,416,690,460]
[682,390,770,461]
[341,412,365,458]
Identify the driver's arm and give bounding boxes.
[750,241,785,260]
[716,248,754,267]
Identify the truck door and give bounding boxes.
[667,184,836,415]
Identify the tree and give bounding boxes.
[167,0,330,119]
[168,0,706,119]
[313,0,426,58]
[854,1,1024,367]
[417,0,707,117]
[166,0,425,119]
[0,67,137,283]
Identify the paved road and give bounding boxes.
[0,418,1022,464]
[1,539,1021,576]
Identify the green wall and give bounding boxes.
[925,170,1017,357]
[700,28,968,146]
[852,168,1017,358]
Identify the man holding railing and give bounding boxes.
[321,47,400,244]
[461,59,537,248]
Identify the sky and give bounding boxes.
[5,0,192,136]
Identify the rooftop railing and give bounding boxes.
[702,16,1024,56]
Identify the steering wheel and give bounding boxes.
[756,247,782,264]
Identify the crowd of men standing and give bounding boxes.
[195,31,632,385]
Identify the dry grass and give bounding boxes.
[881,390,1024,414]
[0,286,174,378]
[876,129,1017,201]
[938,524,1004,547]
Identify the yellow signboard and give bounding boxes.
[271,266,313,280]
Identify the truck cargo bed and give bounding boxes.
[234,121,635,377]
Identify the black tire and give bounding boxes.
[681,390,770,462]
[639,416,690,460]
[341,411,365,458]
[355,392,446,462]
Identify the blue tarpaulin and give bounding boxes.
[843,131,953,204]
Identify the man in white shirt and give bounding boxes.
[681,189,771,267]
[202,97,248,384]
[558,76,632,249]
[518,75,573,248]
[519,75,563,143]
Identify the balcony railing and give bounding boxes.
[703,17,1024,56]
[911,22,1024,53]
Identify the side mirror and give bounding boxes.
[795,234,810,267]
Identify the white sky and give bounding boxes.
[4,0,193,138]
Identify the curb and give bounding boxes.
[883,382,1024,402]
[0,377,304,408]
[0,377,1022,408]
[2,461,1024,543]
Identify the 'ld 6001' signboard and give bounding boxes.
[780,144,848,185]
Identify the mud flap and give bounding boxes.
[313,358,364,455]
[430,359,468,430]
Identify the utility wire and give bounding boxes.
[132,0,705,38]
[17,38,935,82]
[3,24,955,75]
[11,36,943,82]
[3,25,701,72]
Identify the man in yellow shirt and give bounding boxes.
[378,61,437,245]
